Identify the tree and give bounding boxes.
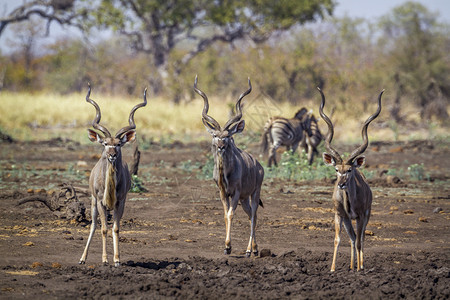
[0,0,82,36]
[378,1,450,122]
[1,0,335,99]
[90,0,334,97]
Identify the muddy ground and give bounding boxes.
[0,138,449,299]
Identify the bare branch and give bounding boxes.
[0,0,82,37]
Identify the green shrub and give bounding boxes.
[407,163,430,181]
[130,175,148,193]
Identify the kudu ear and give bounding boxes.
[323,152,336,166]
[87,129,103,143]
[228,120,245,136]
[121,130,136,145]
[353,156,365,168]
[202,118,218,135]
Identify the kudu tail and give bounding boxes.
[259,199,264,208]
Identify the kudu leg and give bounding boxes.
[342,217,357,270]
[331,214,342,272]
[242,195,259,257]
[79,196,98,264]
[112,202,125,267]
[224,193,240,255]
[221,197,231,254]
[98,203,109,264]
[356,212,370,271]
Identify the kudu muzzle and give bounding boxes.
[105,147,118,164]
[216,138,227,156]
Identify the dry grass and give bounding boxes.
[0,91,447,144]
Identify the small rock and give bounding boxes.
[365,230,375,236]
[31,262,43,268]
[52,263,62,268]
[419,217,428,222]
[404,231,418,234]
[433,207,443,214]
[403,209,414,215]
[386,175,402,184]
[389,146,404,153]
[77,161,88,168]
[259,249,272,258]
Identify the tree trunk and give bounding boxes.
[129,142,141,176]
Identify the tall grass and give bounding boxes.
[0,91,448,143]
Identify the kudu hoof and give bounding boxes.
[245,251,251,258]
[253,251,259,257]
[224,248,232,255]
[78,261,85,265]
[114,262,120,267]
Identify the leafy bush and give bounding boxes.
[263,150,334,181]
[407,163,430,181]
[130,175,148,193]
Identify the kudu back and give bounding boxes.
[79,84,147,267]
[318,87,384,272]
[194,76,264,257]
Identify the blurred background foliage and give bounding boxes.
[0,0,449,141]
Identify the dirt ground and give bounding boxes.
[0,138,449,299]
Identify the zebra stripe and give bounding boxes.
[261,108,309,167]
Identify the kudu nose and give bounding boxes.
[216,140,226,154]
[338,183,347,189]
[108,153,117,163]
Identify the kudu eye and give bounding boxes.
[347,169,352,173]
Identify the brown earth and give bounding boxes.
[0,138,449,299]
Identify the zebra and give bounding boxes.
[261,108,312,167]
[299,112,323,165]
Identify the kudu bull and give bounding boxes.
[79,84,147,267]
[318,87,384,272]
[194,76,264,257]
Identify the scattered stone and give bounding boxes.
[433,207,443,214]
[259,249,272,258]
[389,146,404,153]
[378,169,388,177]
[23,241,34,246]
[31,262,43,268]
[404,231,418,234]
[403,210,414,215]
[365,230,375,236]
[418,217,428,223]
[77,161,88,168]
[386,175,403,185]
[52,263,62,268]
